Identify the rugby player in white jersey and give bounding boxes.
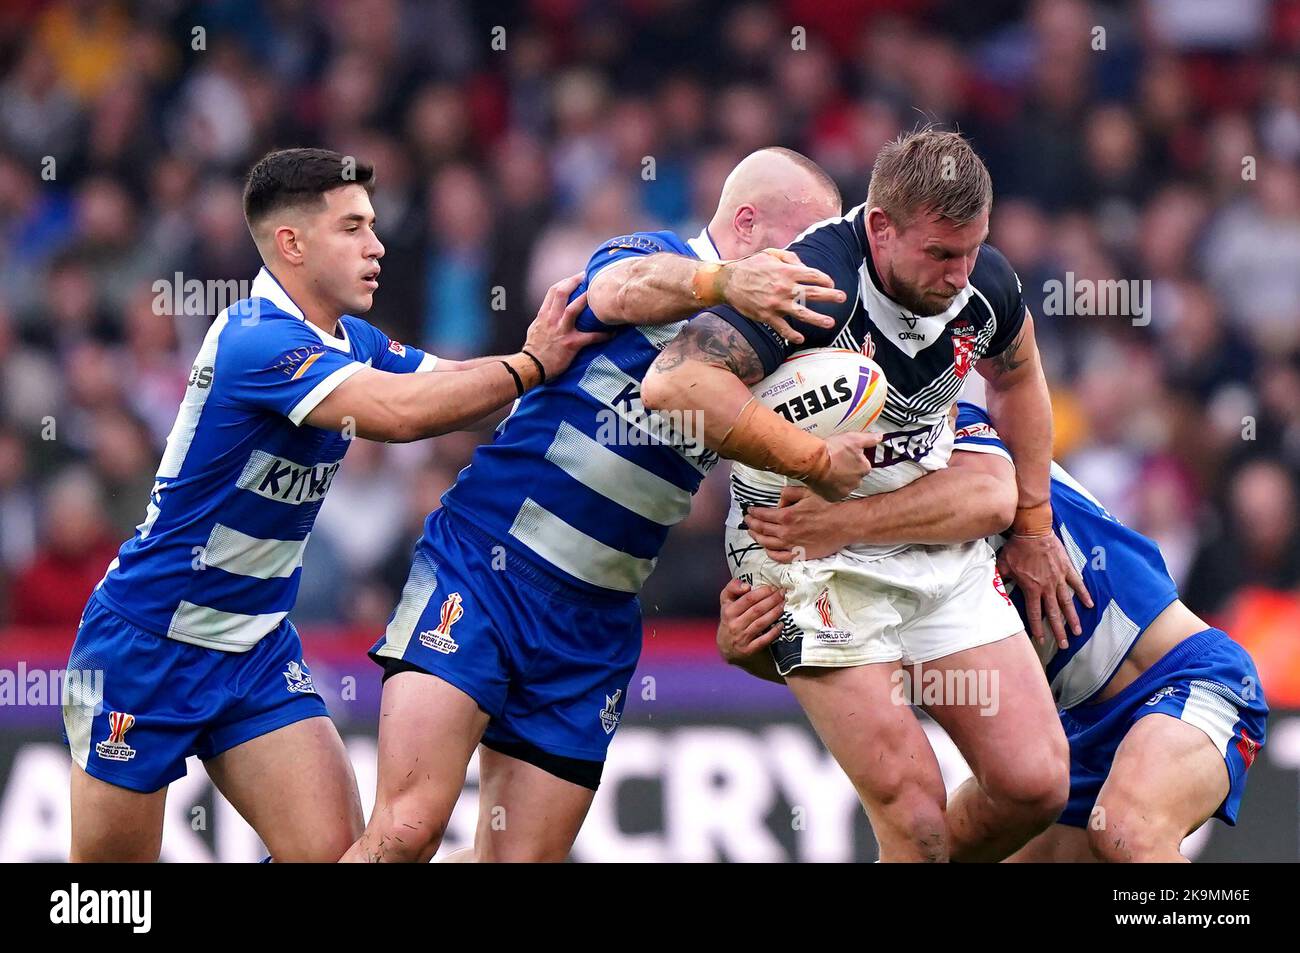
[642,129,1090,861]
[62,148,601,861]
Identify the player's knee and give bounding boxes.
[1086,802,1177,863]
[368,793,450,861]
[872,794,948,862]
[982,740,1069,827]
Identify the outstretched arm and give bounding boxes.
[305,276,604,442]
[587,249,844,343]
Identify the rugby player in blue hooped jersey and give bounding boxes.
[347,147,875,863]
[723,401,1268,862]
[61,147,603,862]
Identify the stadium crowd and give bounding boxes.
[0,0,1297,641]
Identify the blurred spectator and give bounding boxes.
[1184,460,1300,616]
[11,467,119,627]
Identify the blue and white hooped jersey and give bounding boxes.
[953,401,1179,708]
[95,267,434,651]
[441,229,722,597]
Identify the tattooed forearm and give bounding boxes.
[652,313,768,385]
[988,327,1027,376]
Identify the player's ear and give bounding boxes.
[866,207,893,246]
[732,203,756,243]
[273,223,305,266]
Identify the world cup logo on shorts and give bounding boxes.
[95,711,138,762]
[814,588,852,644]
[419,592,464,655]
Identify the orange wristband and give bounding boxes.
[1012,500,1053,537]
[691,262,727,307]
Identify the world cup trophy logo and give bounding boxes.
[419,592,465,655]
[95,711,138,762]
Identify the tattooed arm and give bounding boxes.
[975,310,1092,646]
[641,313,877,500]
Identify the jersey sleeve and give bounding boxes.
[219,316,367,426]
[705,211,863,378]
[976,244,1028,359]
[349,318,437,373]
[953,400,1012,461]
[578,230,691,332]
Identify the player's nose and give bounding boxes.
[367,235,386,260]
[945,260,971,291]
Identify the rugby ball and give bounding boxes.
[750,347,888,438]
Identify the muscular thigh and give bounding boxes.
[205,715,363,862]
[786,662,943,801]
[70,763,168,862]
[922,632,1065,788]
[1097,713,1229,839]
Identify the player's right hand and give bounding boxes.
[807,431,881,501]
[717,578,785,665]
[522,272,611,381]
[722,249,846,345]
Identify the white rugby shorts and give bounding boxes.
[725,527,1024,676]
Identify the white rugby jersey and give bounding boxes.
[715,203,1026,558]
[94,267,434,650]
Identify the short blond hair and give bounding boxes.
[866,128,992,229]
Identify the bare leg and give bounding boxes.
[787,663,949,861]
[205,715,363,862]
[927,634,1069,861]
[1004,823,1096,862]
[472,745,596,862]
[341,672,488,863]
[69,764,167,862]
[1086,714,1229,863]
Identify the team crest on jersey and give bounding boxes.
[1144,685,1179,706]
[1236,728,1260,769]
[387,339,407,358]
[419,592,464,655]
[283,659,317,695]
[859,332,876,360]
[813,588,852,644]
[95,711,137,763]
[949,320,977,378]
[600,689,623,734]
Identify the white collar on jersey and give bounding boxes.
[686,228,723,263]
[250,267,351,352]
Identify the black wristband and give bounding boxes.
[521,349,547,385]
[500,360,525,398]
